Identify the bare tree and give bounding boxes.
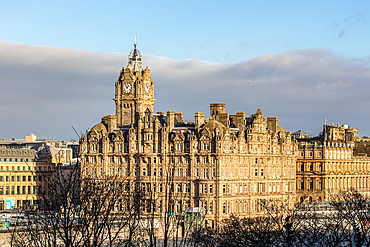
[138,161,193,247]
[188,192,370,247]
[9,160,145,247]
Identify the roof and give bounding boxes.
[292,130,309,135]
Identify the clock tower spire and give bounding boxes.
[114,39,156,127]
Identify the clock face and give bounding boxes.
[145,83,150,94]
[123,83,132,93]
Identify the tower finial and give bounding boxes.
[134,31,137,46]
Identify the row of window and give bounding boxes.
[221,167,294,179]
[0,158,33,162]
[0,185,36,195]
[0,175,34,182]
[300,163,323,172]
[1,150,32,156]
[300,162,370,172]
[222,182,294,194]
[299,180,323,190]
[87,155,294,168]
[222,199,267,214]
[298,177,370,190]
[84,165,297,182]
[299,150,353,160]
[0,165,51,171]
[120,182,192,194]
[86,140,295,155]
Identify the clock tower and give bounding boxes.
[114,43,156,126]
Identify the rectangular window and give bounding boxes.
[185,184,190,193]
[209,184,213,194]
[159,168,163,176]
[203,184,207,193]
[203,169,208,179]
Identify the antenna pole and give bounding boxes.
[324,118,327,144]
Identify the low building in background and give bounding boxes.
[294,124,370,203]
[0,134,75,210]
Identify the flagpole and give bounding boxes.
[324,118,327,145]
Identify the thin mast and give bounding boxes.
[324,118,327,144]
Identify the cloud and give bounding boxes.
[330,13,365,39]
[239,41,249,47]
[200,40,214,50]
[1,40,370,140]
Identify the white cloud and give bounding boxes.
[1,40,370,140]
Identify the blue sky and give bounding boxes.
[1,1,370,140]
[1,1,368,62]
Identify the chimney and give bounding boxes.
[102,115,117,133]
[167,111,175,131]
[175,112,184,124]
[219,113,230,127]
[235,112,245,130]
[267,117,278,133]
[210,103,226,121]
[195,112,205,129]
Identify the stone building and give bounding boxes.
[295,124,370,203]
[80,44,298,228]
[0,135,74,210]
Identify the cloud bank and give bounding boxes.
[1,41,370,140]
